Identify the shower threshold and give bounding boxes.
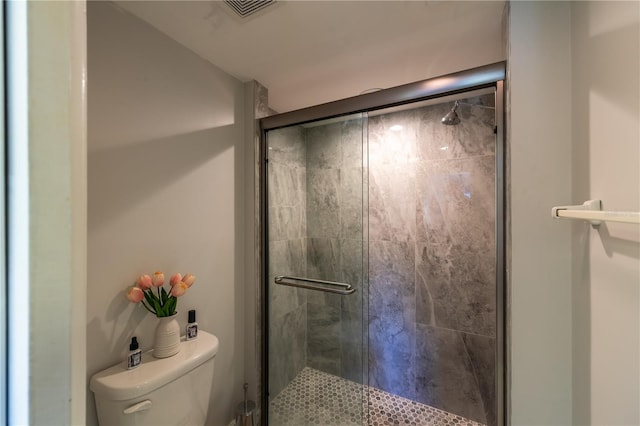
[269,367,485,426]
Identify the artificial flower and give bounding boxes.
[126,287,144,303]
[182,273,196,288]
[170,273,182,287]
[126,271,195,317]
[171,281,188,297]
[152,271,165,287]
[136,274,153,290]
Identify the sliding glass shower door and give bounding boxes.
[265,113,368,426]
[262,63,506,426]
[264,90,499,426]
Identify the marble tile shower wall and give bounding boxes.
[367,96,497,426]
[269,118,365,399]
[268,126,308,398]
[269,95,496,425]
[304,119,365,384]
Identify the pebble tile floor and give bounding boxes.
[269,367,485,426]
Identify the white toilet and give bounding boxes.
[90,331,219,425]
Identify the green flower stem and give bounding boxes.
[140,286,179,317]
[140,300,155,315]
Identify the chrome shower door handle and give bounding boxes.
[274,275,356,295]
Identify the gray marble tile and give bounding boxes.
[416,156,495,247]
[415,240,495,337]
[268,239,307,321]
[305,123,342,169]
[339,238,364,315]
[307,168,341,238]
[464,93,495,108]
[306,290,342,311]
[369,163,416,242]
[367,110,418,168]
[306,238,342,308]
[307,237,342,282]
[368,317,415,401]
[268,205,306,242]
[415,260,437,327]
[268,165,306,209]
[368,240,416,400]
[269,303,307,398]
[415,98,495,162]
[340,309,365,384]
[369,240,416,326]
[269,278,307,324]
[415,156,496,336]
[340,166,364,240]
[267,126,306,165]
[341,118,364,169]
[462,332,496,426]
[269,239,307,278]
[415,324,486,425]
[416,154,494,241]
[307,302,341,377]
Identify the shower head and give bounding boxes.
[441,101,460,126]
[441,100,495,125]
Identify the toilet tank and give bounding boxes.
[90,331,219,426]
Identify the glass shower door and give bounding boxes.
[266,113,367,425]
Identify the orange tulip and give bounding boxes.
[126,287,144,303]
[136,274,153,290]
[182,273,196,288]
[152,271,165,287]
[170,273,182,287]
[170,281,188,297]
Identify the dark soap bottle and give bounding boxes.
[127,337,141,369]
[186,309,198,340]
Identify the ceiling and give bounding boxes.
[114,1,506,113]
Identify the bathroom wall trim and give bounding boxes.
[496,79,506,426]
[258,61,507,426]
[261,61,506,131]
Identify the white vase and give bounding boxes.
[153,312,180,358]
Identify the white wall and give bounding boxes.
[86,3,246,425]
[509,2,574,424]
[8,1,87,424]
[510,1,640,425]
[571,2,640,425]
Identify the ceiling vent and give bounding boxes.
[224,0,276,18]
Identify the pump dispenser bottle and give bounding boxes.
[127,337,141,369]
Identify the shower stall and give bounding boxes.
[260,63,506,426]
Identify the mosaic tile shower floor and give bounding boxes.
[269,367,484,426]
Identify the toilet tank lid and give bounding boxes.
[90,331,219,401]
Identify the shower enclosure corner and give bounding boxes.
[259,62,506,426]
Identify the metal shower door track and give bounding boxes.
[260,61,506,131]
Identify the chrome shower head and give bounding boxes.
[441,101,460,125]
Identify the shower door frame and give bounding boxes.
[258,61,507,426]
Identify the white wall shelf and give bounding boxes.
[551,199,640,228]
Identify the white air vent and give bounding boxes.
[225,0,276,18]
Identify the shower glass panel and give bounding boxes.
[266,113,368,426]
[264,84,500,426]
[366,89,497,426]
